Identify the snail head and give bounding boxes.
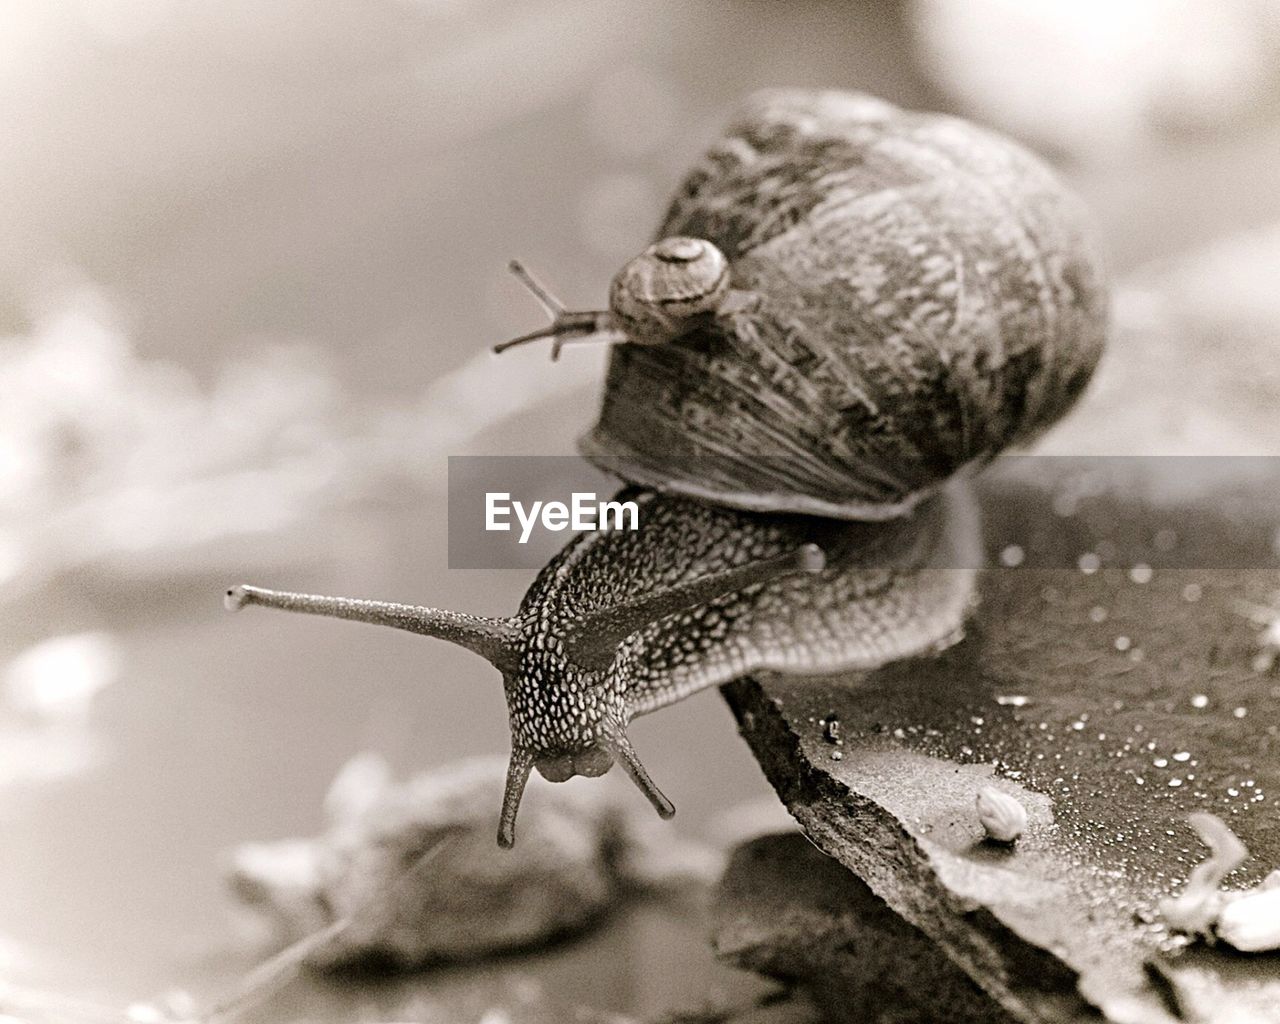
[494,236,731,359]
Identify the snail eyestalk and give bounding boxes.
[564,542,826,671]
[498,747,534,848]
[225,584,519,673]
[495,260,626,360]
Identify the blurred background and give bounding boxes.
[2,0,1280,1019]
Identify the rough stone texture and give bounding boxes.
[723,463,1280,1024]
[653,997,822,1024]
[229,754,717,970]
[714,832,1016,1023]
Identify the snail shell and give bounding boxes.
[608,236,730,342]
[581,89,1109,520]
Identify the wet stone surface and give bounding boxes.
[714,832,1014,1023]
[723,462,1280,1024]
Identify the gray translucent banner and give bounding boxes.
[447,455,1280,571]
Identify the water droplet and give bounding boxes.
[1115,635,1132,651]
[1169,778,1184,788]
[996,694,1029,707]
[830,749,843,761]
[1000,544,1025,567]
[1182,583,1203,602]
[1129,563,1154,584]
[1089,605,1108,623]
[1191,694,1208,709]
[1233,706,1248,718]
[1078,552,1101,574]
[1154,758,1168,768]
[1173,751,1191,762]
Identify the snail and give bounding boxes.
[226,90,1108,847]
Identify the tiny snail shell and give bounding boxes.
[229,90,1105,846]
[609,236,731,344]
[975,786,1027,843]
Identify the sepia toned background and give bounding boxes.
[2,1,1280,1019]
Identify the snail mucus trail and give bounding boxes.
[226,90,1107,847]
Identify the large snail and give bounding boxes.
[226,90,1108,847]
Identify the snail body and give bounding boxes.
[227,90,1107,845]
[229,485,978,845]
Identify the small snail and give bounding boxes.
[227,90,1108,847]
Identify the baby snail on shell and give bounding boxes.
[226,90,1108,847]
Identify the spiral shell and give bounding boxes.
[609,236,731,343]
[580,89,1109,520]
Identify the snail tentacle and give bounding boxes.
[495,260,626,360]
[601,722,675,819]
[225,584,518,673]
[497,746,534,848]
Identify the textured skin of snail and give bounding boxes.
[508,483,978,766]
[582,89,1109,520]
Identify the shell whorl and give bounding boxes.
[608,236,731,344]
[582,89,1109,520]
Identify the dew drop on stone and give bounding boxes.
[1154,758,1169,768]
[1233,706,1248,718]
[1182,583,1203,602]
[1000,544,1025,567]
[1190,694,1208,709]
[1078,552,1101,574]
[996,694,1029,707]
[1169,778,1183,788]
[1089,605,1108,623]
[1173,751,1191,762]
[1115,635,1132,652]
[1129,563,1154,584]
